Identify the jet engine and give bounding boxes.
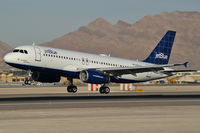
[79,70,109,84]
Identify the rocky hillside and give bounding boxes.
[0,41,12,70]
[42,11,200,69]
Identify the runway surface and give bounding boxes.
[1,86,200,133]
[1,92,200,110]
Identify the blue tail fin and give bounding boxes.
[143,30,176,65]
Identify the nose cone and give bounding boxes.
[3,53,11,63]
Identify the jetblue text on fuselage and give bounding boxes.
[155,52,168,60]
[45,49,58,54]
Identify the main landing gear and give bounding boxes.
[66,78,77,93]
[67,85,77,93]
[99,85,110,94]
[66,77,110,94]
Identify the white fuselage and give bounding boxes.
[4,45,170,83]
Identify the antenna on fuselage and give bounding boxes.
[32,42,35,46]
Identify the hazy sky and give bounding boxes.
[0,0,199,47]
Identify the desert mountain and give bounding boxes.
[0,41,12,70]
[42,11,200,69]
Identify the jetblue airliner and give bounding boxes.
[4,30,191,94]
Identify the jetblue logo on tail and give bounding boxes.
[143,30,176,65]
[155,52,168,60]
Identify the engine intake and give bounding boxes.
[80,70,109,84]
[32,71,61,83]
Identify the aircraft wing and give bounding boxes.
[89,62,190,76]
[160,70,197,74]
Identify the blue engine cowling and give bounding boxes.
[79,70,109,84]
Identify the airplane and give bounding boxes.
[3,30,192,94]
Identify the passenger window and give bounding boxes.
[86,58,88,63]
[24,50,28,54]
[20,50,24,53]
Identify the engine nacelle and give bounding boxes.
[79,70,109,84]
[31,71,61,83]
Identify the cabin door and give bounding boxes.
[34,47,41,61]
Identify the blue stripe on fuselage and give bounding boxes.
[5,62,140,83]
[5,62,80,78]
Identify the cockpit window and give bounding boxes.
[20,50,24,53]
[13,49,28,54]
[13,49,19,52]
[24,50,28,54]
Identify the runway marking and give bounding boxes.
[0,99,200,106]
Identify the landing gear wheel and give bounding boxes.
[24,80,31,85]
[67,86,72,92]
[104,87,110,94]
[67,85,77,93]
[99,87,105,94]
[66,77,78,93]
[99,86,110,94]
[72,86,77,93]
[24,80,28,85]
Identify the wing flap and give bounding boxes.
[161,70,196,74]
[96,66,164,76]
[94,63,187,76]
[77,62,190,76]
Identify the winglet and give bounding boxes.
[184,62,189,68]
